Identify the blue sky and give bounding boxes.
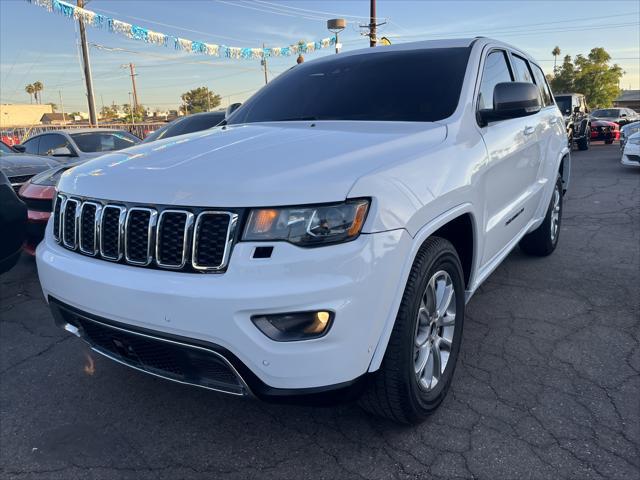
[1,0,639,113]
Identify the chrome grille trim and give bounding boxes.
[192,211,238,271]
[155,210,194,269]
[124,207,157,266]
[53,194,65,242]
[99,205,127,261]
[78,202,102,256]
[62,198,80,249]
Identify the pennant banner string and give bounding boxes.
[26,0,336,60]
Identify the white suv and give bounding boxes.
[37,38,569,423]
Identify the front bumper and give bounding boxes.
[37,223,412,392]
[621,143,640,167]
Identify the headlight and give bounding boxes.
[30,166,72,186]
[243,199,369,246]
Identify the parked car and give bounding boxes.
[621,131,640,168]
[14,128,141,161]
[37,38,569,423]
[590,108,640,126]
[590,120,620,144]
[0,171,27,274]
[553,93,590,150]
[620,121,640,151]
[0,140,60,193]
[142,111,226,143]
[15,129,140,254]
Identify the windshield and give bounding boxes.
[70,131,140,152]
[142,112,225,143]
[555,96,572,114]
[0,142,13,154]
[592,109,620,118]
[228,47,471,124]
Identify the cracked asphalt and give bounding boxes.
[1,143,639,480]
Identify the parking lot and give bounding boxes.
[1,143,638,480]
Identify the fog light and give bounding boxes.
[251,311,334,341]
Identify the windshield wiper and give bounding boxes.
[273,116,320,122]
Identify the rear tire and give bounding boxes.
[577,132,590,150]
[359,237,465,424]
[519,175,563,256]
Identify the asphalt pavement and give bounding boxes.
[1,142,638,480]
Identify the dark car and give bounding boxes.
[591,108,640,127]
[0,140,60,193]
[590,120,620,144]
[142,111,226,143]
[554,93,591,150]
[0,171,27,274]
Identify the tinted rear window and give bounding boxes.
[228,47,471,124]
[143,113,225,143]
[70,131,140,152]
[592,109,621,117]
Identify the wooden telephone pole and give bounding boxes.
[360,0,386,48]
[128,63,139,111]
[77,0,97,125]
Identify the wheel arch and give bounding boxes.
[367,204,478,373]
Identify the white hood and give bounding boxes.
[58,121,446,207]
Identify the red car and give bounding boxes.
[590,120,620,144]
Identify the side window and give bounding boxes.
[478,50,513,111]
[37,134,69,155]
[22,137,40,154]
[511,54,534,83]
[531,63,553,106]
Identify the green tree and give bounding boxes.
[122,103,146,122]
[551,46,561,74]
[574,48,623,108]
[46,102,58,112]
[549,48,623,108]
[32,81,44,104]
[25,84,35,104]
[180,87,221,114]
[100,104,119,120]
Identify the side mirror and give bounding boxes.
[479,82,541,125]
[573,106,581,114]
[225,102,241,119]
[621,113,627,117]
[51,146,74,157]
[13,144,26,153]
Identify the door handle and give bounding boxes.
[524,126,535,136]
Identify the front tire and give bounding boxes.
[577,130,590,150]
[519,175,563,256]
[359,237,465,424]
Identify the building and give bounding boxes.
[614,90,640,111]
[0,104,53,127]
[40,112,69,125]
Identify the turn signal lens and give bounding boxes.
[251,311,334,341]
[251,209,279,233]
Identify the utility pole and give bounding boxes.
[261,44,268,85]
[369,0,376,47]
[59,90,66,125]
[128,92,134,126]
[77,0,97,126]
[360,0,385,48]
[128,63,139,111]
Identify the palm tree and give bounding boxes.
[25,84,35,104]
[552,46,561,75]
[33,81,44,104]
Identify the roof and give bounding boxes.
[40,113,67,122]
[615,90,640,102]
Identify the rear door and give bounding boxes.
[477,49,543,266]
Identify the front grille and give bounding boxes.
[9,174,34,193]
[21,196,53,212]
[58,308,247,395]
[53,194,238,273]
[626,154,640,163]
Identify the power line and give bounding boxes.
[215,0,327,21]
[251,0,372,20]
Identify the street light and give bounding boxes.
[327,18,346,54]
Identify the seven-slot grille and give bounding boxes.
[53,194,237,273]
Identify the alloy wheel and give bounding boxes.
[550,185,561,243]
[413,270,456,391]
